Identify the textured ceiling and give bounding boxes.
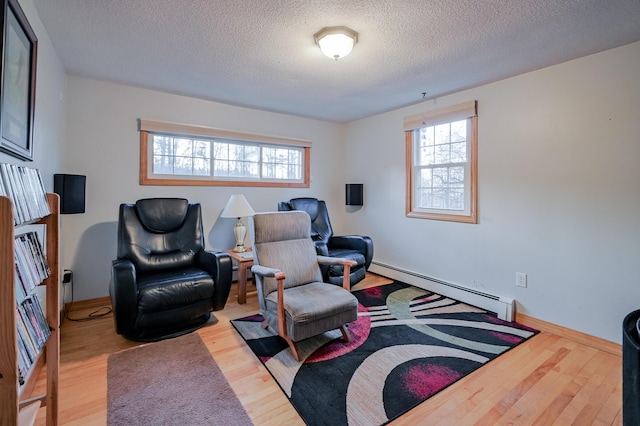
[32,0,640,123]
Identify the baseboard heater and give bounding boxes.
[369,261,515,321]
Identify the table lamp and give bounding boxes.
[220,194,255,252]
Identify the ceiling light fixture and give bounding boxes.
[314,26,358,60]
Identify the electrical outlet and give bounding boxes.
[516,272,527,288]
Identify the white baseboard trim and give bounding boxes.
[369,261,515,321]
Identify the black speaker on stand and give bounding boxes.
[346,184,364,206]
[54,174,86,214]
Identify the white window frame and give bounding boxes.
[138,119,311,188]
[404,101,478,223]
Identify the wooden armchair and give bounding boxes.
[249,211,358,361]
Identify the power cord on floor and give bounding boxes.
[62,270,112,322]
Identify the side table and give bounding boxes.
[225,249,254,304]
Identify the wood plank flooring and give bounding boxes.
[32,273,622,425]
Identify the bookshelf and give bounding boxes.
[0,164,59,426]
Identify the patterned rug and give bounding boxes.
[231,281,538,426]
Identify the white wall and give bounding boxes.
[0,0,66,183]
[344,41,640,344]
[62,77,345,301]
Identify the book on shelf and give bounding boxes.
[0,163,19,222]
[16,335,29,385]
[14,231,51,304]
[15,294,50,374]
[28,295,50,341]
[0,162,50,225]
[15,265,28,302]
[16,309,37,363]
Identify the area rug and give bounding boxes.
[107,332,253,426]
[231,280,538,426]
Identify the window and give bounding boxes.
[138,119,310,188]
[405,101,477,223]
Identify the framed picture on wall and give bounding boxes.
[0,0,37,161]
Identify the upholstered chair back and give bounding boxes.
[280,198,334,244]
[117,198,204,273]
[250,211,323,299]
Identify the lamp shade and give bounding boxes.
[314,26,358,60]
[220,194,255,218]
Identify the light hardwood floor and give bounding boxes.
[33,273,622,425]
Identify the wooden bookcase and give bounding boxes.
[0,193,59,426]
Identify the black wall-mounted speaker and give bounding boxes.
[54,174,86,214]
[346,183,364,206]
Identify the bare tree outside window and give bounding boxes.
[139,119,310,188]
[405,101,477,223]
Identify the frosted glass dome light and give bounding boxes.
[314,26,358,60]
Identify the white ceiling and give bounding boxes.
[32,0,640,123]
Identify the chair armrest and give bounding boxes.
[313,241,329,256]
[276,274,288,338]
[110,259,138,336]
[317,256,355,291]
[277,201,292,211]
[251,264,287,334]
[317,255,357,267]
[197,250,233,311]
[329,235,374,268]
[251,264,286,281]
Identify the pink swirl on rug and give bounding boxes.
[362,285,385,300]
[305,304,371,363]
[402,364,463,399]
[490,331,524,344]
[483,313,538,333]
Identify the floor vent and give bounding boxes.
[369,261,515,321]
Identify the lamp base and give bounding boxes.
[232,244,247,253]
[232,219,247,253]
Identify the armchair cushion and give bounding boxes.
[135,198,189,232]
[137,268,214,313]
[265,282,358,342]
[264,282,357,324]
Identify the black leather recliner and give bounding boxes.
[110,198,233,341]
[278,197,373,286]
